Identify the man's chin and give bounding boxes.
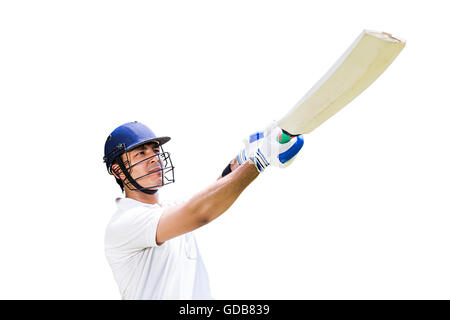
[140,180,163,191]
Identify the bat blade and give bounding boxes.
[277,30,406,135]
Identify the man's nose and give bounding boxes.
[147,150,159,164]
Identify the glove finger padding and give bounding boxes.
[263,130,304,168]
[276,135,304,168]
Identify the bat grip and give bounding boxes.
[221,162,233,177]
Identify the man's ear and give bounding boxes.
[111,163,126,181]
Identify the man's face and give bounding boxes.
[121,142,163,190]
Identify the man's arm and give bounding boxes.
[155,160,259,245]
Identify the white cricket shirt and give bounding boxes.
[104,197,212,300]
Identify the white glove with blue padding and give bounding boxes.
[237,122,304,173]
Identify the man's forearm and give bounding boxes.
[189,160,259,224]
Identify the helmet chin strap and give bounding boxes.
[117,158,159,195]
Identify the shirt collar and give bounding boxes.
[115,197,160,211]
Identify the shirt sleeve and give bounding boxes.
[106,205,164,251]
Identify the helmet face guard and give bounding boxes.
[113,144,175,194]
[103,121,175,194]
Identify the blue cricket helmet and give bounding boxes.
[103,121,170,173]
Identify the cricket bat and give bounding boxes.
[221,30,405,177]
[278,29,405,140]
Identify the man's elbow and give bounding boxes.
[185,202,213,228]
[197,216,211,227]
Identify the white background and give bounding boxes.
[0,0,449,299]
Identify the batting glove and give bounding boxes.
[237,122,304,172]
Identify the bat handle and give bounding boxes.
[220,162,233,177]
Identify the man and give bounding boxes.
[103,121,304,299]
